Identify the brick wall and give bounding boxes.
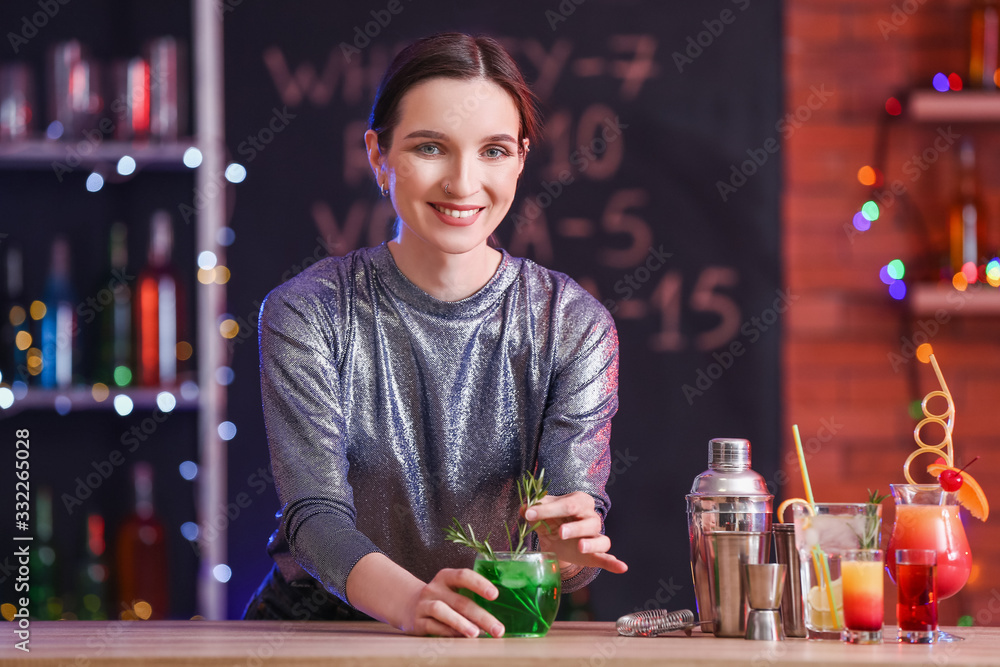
[784,0,1000,626]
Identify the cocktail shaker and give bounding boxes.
[686,438,773,634]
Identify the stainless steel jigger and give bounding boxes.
[742,563,786,641]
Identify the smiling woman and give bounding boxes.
[243,32,627,638]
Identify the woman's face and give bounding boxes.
[366,77,526,256]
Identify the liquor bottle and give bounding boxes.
[1,243,30,387]
[970,0,1000,89]
[39,236,78,388]
[96,222,134,387]
[116,462,169,619]
[948,140,988,276]
[135,210,183,386]
[77,513,109,620]
[29,487,62,620]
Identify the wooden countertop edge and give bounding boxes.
[3,620,999,667]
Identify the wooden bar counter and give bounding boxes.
[4,621,1000,666]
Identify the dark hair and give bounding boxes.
[369,32,541,155]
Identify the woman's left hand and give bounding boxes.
[522,492,628,575]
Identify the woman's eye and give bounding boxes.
[417,144,441,155]
[484,147,510,159]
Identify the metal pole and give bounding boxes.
[193,0,226,620]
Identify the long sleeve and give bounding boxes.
[258,280,382,605]
[535,282,620,592]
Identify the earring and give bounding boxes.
[443,183,451,195]
[380,182,389,197]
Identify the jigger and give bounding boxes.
[742,563,786,641]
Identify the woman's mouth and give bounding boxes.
[428,203,485,226]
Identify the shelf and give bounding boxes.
[910,283,1000,316]
[0,139,198,171]
[0,385,199,416]
[907,90,1000,122]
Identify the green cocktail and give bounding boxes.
[464,552,561,637]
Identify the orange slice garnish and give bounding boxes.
[777,497,813,522]
[927,461,990,522]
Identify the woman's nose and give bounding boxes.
[443,153,480,198]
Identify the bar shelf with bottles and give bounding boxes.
[1,211,197,416]
[890,1,1000,315]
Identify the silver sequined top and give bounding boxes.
[259,242,619,606]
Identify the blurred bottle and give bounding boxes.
[970,0,1000,89]
[29,488,62,620]
[948,139,988,276]
[116,462,169,619]
[77,513,109,620]
[1,243,30,387]
[136,210,183,386]
[40,236,78,388]
[94,222,134,387]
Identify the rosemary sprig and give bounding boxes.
[860,489,889,550]
[444,469,549,558]
[443,517,496,561]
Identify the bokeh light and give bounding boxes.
[179,461,199,481]
[213,564,232,583]
[9,304,26,326]
[198,251,218,270]
[156,391,177,413]
[114,366,132,386]
[224,163,247,183]
[91,383,110,402]
[54,395,71,415]
[932,72,950,92]
[0,387,14,410]
[218,421,237,441]
[887,259,905,280]
[879,265,894,285]
[114,394,134,416]
[86,172,104,192]
[220,318,239,339]
[176,341,193,361]
[916,343,933,364]
[861,200,879,221]
[948,73,963,90]
[953,272,969,291]
[853,211,871,232]
[181,522,199,541]
[857,165,877,186]
[885,97,902,115]
[962,261,978,284]
[183,147,203,168]
[889,280,906,300]
[117,156,136,176]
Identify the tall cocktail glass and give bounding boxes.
[793,503,881,640]
[841,549,884,644]
[895,549,938,644]
[885,484,970,642]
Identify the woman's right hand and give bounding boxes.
[403,567,506,638]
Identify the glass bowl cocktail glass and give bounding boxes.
[463,551,561,637]
[885,484,971,642]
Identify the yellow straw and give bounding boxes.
[793,424,840,629]
[792,425,816,506]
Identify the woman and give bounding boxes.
[244,32,627,638]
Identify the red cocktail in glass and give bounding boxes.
[895,549,937,644]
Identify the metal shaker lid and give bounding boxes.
[708,438,751,469]
[687,437,771,498]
